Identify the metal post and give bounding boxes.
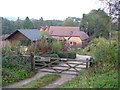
[30,53,35,71]
[89,57,94,67]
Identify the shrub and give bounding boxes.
[41,54,59,58]
[2,55,36,86]
[92,38,118,73]
[29,40,50,55]
[2,55,31,70]
[57,51,76,59]
[52,41,62,53]
[2,42,21,56]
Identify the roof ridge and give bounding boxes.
[50,26,79,28]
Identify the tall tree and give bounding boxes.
[23,17,34,29]
[38,17,45,29]
[32,19,39,29]
[2,18,16,34]
[80,9,111,38]
[15,17,23,29]
[98,0,119,42]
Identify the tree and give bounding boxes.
[98,0,120,30]
[15,17,23,29]
[32,19,39,29]
[62,17,80,27]
[45,20,63,26]
[2,18,16,34]
[39,17,45,26]
[23,17,34,29]
[80,9,111,38]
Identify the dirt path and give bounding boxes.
[4,54,90,88]
[4,71,76,88]
[4,71,49,88]
[43,74,76,88]
[42,54,91,88]
[75,54,91,60]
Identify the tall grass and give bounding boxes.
[58,37,118,88]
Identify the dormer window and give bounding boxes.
[69,31,73,35]
[50,31,53,34]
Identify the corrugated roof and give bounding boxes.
[6,29,43,41]
[49,26,89,40]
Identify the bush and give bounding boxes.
[2,55,31,70]
[2,55,36,86]
[41,54,59,58]
[52,41,62,53]
[93,40,118,72]
[57,51,76,59]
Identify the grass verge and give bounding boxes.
[2,68,36,87]
[58,69,118,88]
[18,74,61,88]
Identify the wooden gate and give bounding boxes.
[22,54,92,75]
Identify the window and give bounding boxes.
[50,31,53,34]
[70,42,72,44]
[69,31,73,35]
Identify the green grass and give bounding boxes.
[18,74,61,88]
[2,55,37,86]
[2,68,36,86]
[111,31,119,35]
[58,69,118,88]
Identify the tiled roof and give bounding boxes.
[6,29,43,41]
[49,26,89,40]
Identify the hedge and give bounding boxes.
[57,51,76,59]
[39,54,60,65]
[41,54,59,58]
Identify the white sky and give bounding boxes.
[0,0,102,20]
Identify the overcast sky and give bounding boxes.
[0,0,102,20]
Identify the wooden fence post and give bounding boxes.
[30,53,35,71]
[86,58,89,69]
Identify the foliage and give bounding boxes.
[23,17,34,29]
[2,18,16,34]
[2,42,21,56]
[58,37,118,88]
[19,40,31,46]
[92,39,118,73]
[15,17,23,29]
[29,40,50,55]
[71,49,86,55]
[52,41,63,53]
[46,37,57,43]
[41,54,59,58]
[99,0,119,22]
[18,74,61,88]
[44,20,63,26]
[58,69,118,88]
[2,55,36,86]
[57,51,76,59]
[80,9,111,38]
[62,17,79,27]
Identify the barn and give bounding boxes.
[5,29,42,44]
